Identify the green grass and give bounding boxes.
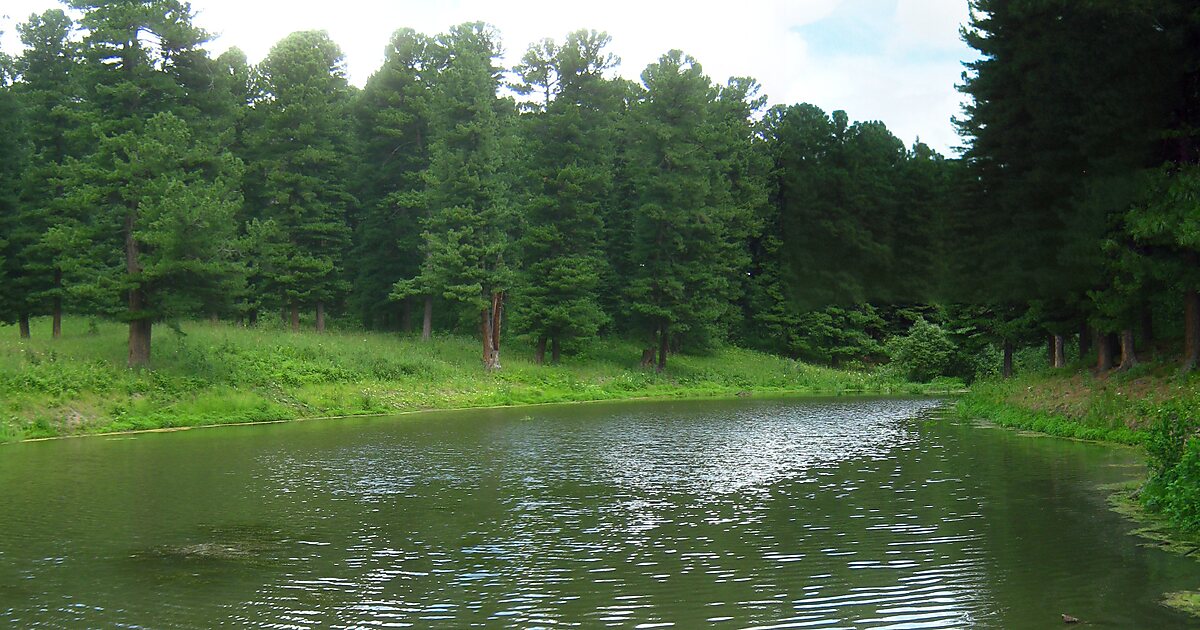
[0,316,929,442]
[956,363,1200,536]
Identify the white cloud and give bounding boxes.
[1,0,974,153]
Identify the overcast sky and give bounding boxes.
[1,0,976,154]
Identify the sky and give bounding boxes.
[1,0,977,154]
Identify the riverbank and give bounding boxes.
[956,363,1200,616]
[0,317,942,443]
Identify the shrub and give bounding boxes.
[886,318,955,382]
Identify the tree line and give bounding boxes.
[2,0,1194,380]
[953,0,1200,376]
[0,1,957,371]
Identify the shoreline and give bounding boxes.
[956,395,1200,618]
[6,387,950,445]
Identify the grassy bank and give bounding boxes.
[958,363,1200,616]
[957,363,1200,526]
[0,316,937,442]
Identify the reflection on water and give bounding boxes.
[0,397,1196,628]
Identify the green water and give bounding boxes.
[1,397,1197,628]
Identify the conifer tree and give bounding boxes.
[510,30,622,363]
[624,51,756,370]
[394,23,513,369]
[352,28,436,332]
[58,0,245,366]
[8,10,85,338]
[247,30,355,332]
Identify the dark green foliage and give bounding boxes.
[622,51,761,367]
[509,30,622,360]
[350,28,435,329]
[395,23,511,309]
[0,45,26,322]
[245,30,355,322]
[886,318,955,382]
[65,113,244,320]
[3,10,81,329]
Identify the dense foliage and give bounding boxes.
[0,5,962,375]
[1,1,1197,391]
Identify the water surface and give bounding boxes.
[1,397,1197,628]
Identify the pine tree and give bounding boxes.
[624,50,757,370]
[247,30,355,332]
[0,42,28,335]
[8,10,87,338]
[394,23,513,369]
[352,28,436,332]
[59,0,244,366]
[510,30,622,363]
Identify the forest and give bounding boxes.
[0,0,1197,384]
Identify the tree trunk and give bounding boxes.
[1078,323,1091,361]
[491,292,503,358]
[128,318,152,368]
[51,267,62,339]
[248,309,258,327]
[551,336,561,365]
[1053,334,1066,368]
[479,292,503,371]
[534,336,547,365]
[480,310,499,371]
[422,296,433,341]
[657,322,669,373]
[1047,334,1056,368]
[125,210,152,368]
[401,299,413,333]
[1184,289,1200,373]
[1096,333,1113,371]
[209,312,219,324]
[1140,305,1154,352]
[18,313,30,339]
[316,302,326,333]
[290,303,300,332]
[640,347,656,367]
[1117,328,1138,371]
[1002,339,1014,379]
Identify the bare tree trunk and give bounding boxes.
[18,313,30,339]
[401,299,413,333]
[1053,334,1066,368]
[1140,305,1154,352]
[1078,323,1091,361]
[1002,339,1014,379]
[491,292,503,359]
[640,347,656,367]
[422,296,433,341]
[128,318,151,368]
[209,312,219,324]
[1047,334,1056,368]
[51,268,62,339]
[1096,333,1114,372]
[248,309,258,327]
[316,302,326,333]
[1184,289,1200,373]
[290,303,300,333]
[657,322,669,373]
[534,336,547,365]
[551,336,561,365]
[126,211,152,368]
[1117,328,1138,371]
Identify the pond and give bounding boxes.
[1,397,1197,628]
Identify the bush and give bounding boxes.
[1142,401,1200,532]
[886,318,955,382]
